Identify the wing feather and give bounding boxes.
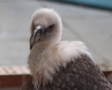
[21,54,112,90]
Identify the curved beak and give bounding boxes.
[30,25,43,50]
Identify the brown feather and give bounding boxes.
[22,54,112,90]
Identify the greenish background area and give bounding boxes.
[54,0,112,10]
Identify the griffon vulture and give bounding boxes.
[21,8,112,90]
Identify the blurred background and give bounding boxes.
[0,0,112,66]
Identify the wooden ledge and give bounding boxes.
[0,66,31,88]
[0,66,30,75]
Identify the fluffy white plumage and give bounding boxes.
[28,8,92,89]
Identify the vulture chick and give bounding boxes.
[21,8,112,90]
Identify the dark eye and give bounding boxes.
[45,24,55,34]
[49,24,54,29]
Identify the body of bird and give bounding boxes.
[21,8,112,90]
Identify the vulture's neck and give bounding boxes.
[29,40,59,87]
[28,41,91,88]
